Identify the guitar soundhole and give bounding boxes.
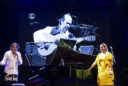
[44,43,50,50]
[55,40,59,45]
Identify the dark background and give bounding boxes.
[0,0,128,85]
[0,0,128,74]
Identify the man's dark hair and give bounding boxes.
[10,43,20,50]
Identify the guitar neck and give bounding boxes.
[71,36,96,42]
[72,37,86,41]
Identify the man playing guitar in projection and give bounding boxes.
[33,13,96,57]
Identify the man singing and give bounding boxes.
[0,43,23,86]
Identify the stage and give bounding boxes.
[0,0,128,86]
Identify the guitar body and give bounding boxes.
[38,43,57,56]
[37,33,66,56]
[37,33,96,56]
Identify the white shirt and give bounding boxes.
[1,50,23,74]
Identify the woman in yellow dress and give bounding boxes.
[88,43,114,86]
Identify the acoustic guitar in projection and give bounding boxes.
[36,33,96,56]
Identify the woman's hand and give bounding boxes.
[87,59,97,72]
[87,68,91,72]
[109,70,113,75]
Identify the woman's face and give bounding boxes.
[100,45,106,52]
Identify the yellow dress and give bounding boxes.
[96,52,114,85]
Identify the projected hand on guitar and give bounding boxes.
[37,33,96,56]
[73,35,96,43]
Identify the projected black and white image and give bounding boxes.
[19,11,111,66]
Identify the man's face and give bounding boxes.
[61,14,72,30]
[64,15,72,27]
[12,45,18,52]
